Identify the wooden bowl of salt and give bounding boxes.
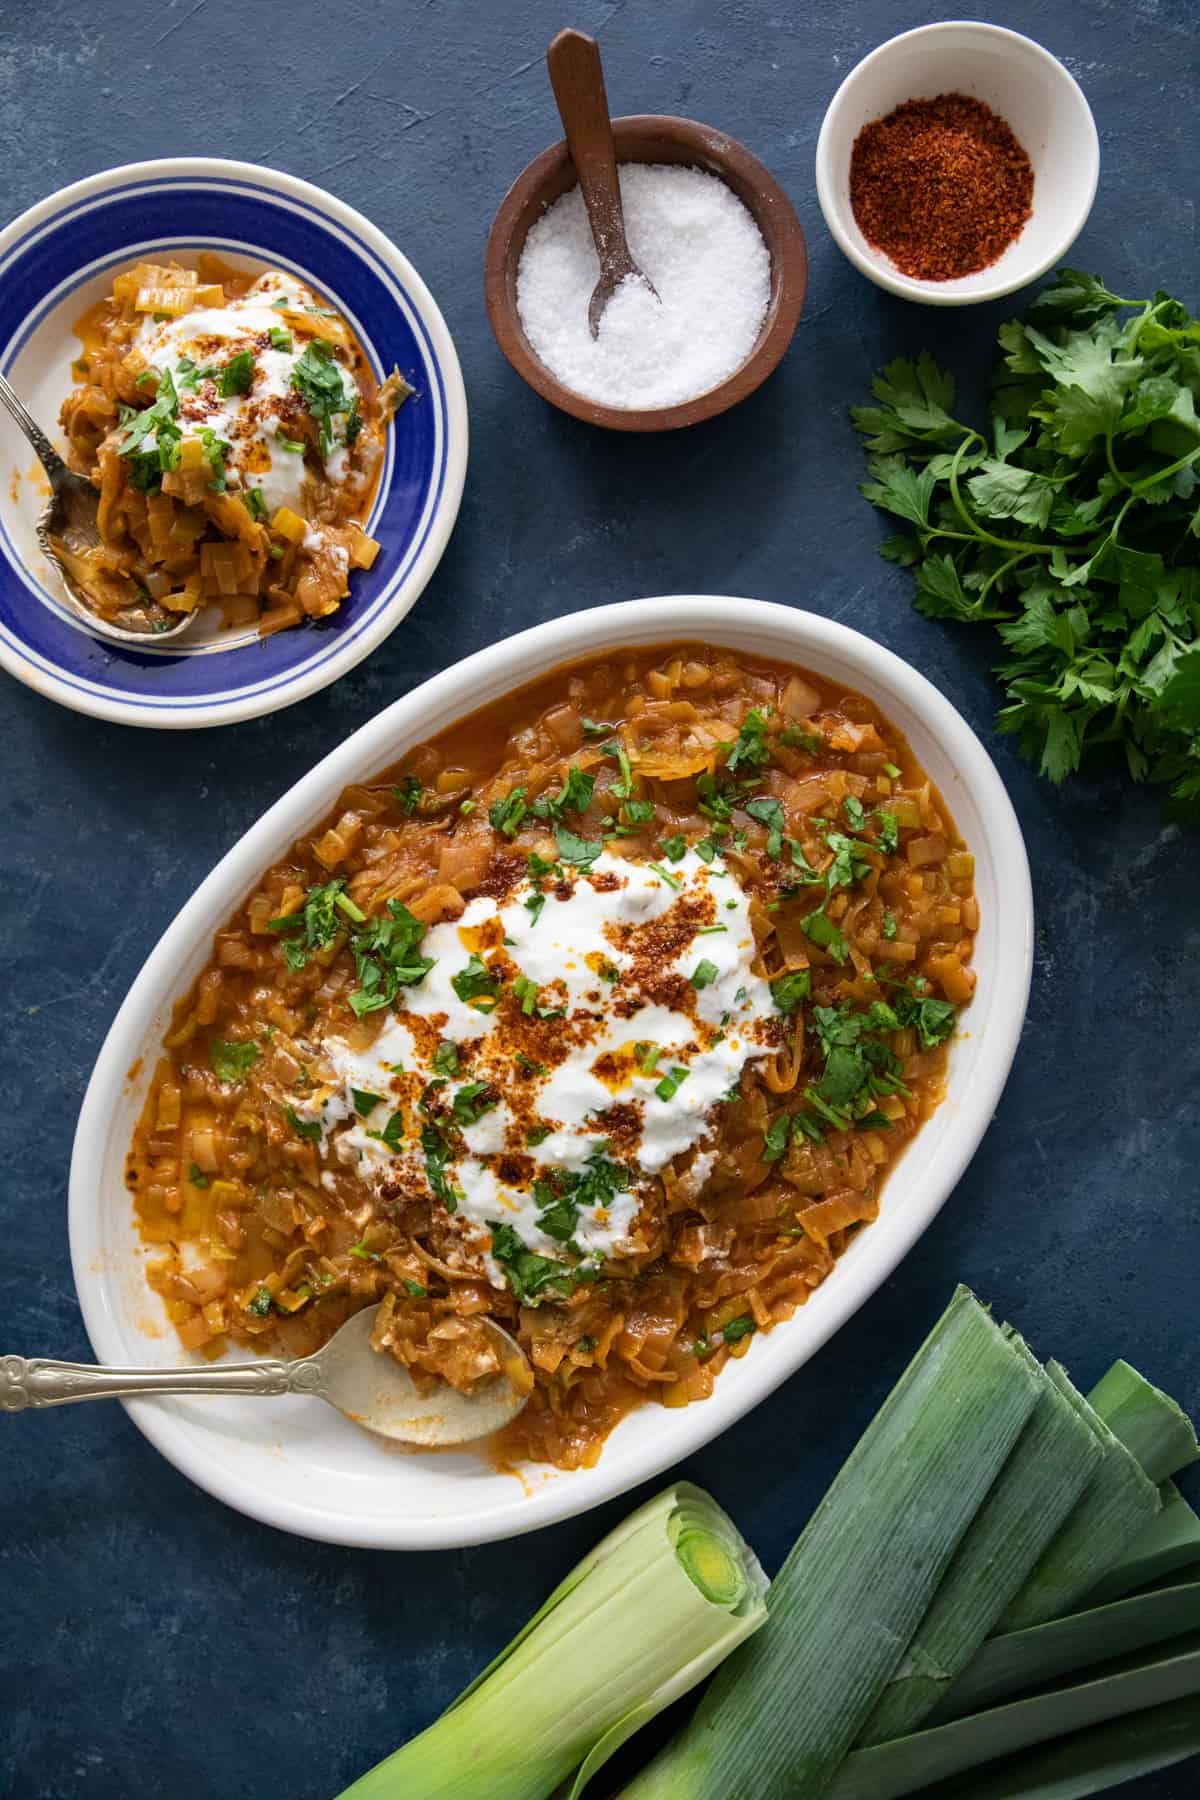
[484,115,808,433]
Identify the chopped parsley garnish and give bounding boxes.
[691,958,720,989]
[762,1114,791,1163]
[198,427,231,492]
[582,718,615,737]
[403,1279,428,1298]
[516,1052,548,1078]
[725,709,771,773]
[512,973,565,1019]
[351,1089,383,1116]
[882,912,898,941]
[368,1110,406,1153]
[347,901,435,1015]
[801,908,850,964]
[269,325,294,352]
[421,1122,462,1213]
[527,849,559,878]
[452,1081,499,1125]
[208,1039,259,1084]
[744,794,785,857]
[431,1040,460,1076]
[246,1287,273,1317]
[600,740,634,799]
[659,835,687,861]
[722,1314,756,1344]
[290,338,355,456]
[487,1222,593,1306]
[575,1335,598,1354]
[488,786,528,837]
[275,429,305,454]
[637,1042,662,1074]
[268,876,365,970]
[648,861,682,890]
[555,826,602,868]
[284,1104,323,1142]
[655,1065,690,1101]
[524,891,547,927]
[532,766,594,821]
[391,775,422,815]
[526,1123,552,1145]
[844,795,867,831]
[770,969,811,1012]
[217,350,255,397]
[348,1239,381,1262]
[187,1163,210,1188]
[451,953,501,1005]
[780,726,821,753]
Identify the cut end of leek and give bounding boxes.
[336,1481,767,1800]
[674,1531,747,1609]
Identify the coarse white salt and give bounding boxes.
[516,162,772,410]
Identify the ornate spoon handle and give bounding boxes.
[0,1353,326,1411]
[0,369,67,476]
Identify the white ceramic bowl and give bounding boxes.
[815,22,1099,306]
[0,158,468,727]
[70,597,1033,1548]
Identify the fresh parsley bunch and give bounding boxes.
[854,269,1200,813]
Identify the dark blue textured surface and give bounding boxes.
[2,1,1198,1796]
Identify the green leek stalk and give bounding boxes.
[1088,1482,1200,1606]
[334,1483,767,1800]
[926,1694,1200,1798]
[858,1339,1102,1747]
[928,1580,1200,1723]
[617,1287,1041,1800]
[824,1637,1200,1800]
[998,1364,1162,1632]
[1087,1360,1200,1484]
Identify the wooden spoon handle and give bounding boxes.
[546,28,632,272]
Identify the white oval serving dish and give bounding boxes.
[70,596,1033,1548]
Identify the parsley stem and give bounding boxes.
[1128,440,1200,497]
[944,429,1063,558]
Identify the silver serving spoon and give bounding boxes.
[546,28,660,337]
[0,369,192,645]
[0,1304,531,1447]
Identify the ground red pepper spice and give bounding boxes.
[849,92,1034,281]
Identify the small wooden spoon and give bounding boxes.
[546,27,659,337]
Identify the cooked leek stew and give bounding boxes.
[59,256,411,636]
[128,643,979,1468]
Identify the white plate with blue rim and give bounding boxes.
[0,157,468,729]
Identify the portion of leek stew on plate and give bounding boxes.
[57,256,412,637]
[127,645,979,1469]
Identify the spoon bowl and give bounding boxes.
[485,113,808,432]
[1,1303,533,1448]
[0,369,193,644]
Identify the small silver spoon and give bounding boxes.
[0,1304,531,1447]
[0,369,192,645]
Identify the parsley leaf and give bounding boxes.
[208,1039,259,1084]
[450,953,501,1005]
[291,339,356,456]
[487,1223,594,1305]
[555,826,602,868]
[770,969,811,1012]
[284,1104,322,1142]
[217,350,255,397]
[347,901,434,1015]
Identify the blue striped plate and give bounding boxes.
[0,158,468,728]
